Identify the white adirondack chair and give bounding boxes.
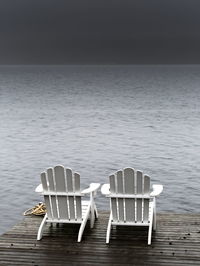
[37,165,100,242]
[101,167,163,245]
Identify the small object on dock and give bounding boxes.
[23,202,46,216]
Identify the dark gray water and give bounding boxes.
[0,65,200,234]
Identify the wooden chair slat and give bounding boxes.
[68,196,75,220]
[46,168,58,219]
[117,171,124,222]
[57,196,69,220]
[144,175,150,195]
[143,199,149,222]
[136,170,143,194]
[75,196,82,221]
[136,199,142,222]
[65,168,75,220]
[109,174,118,221]
[124,168,135,194]
[109,174,116,193]
[53,166,68,220]
[74,173,82,220]
[66,168,73,192]
[47,168,54,191]
[74,172,80,192]
[54,165,66,192]
[125,199,135,222]
[41,172,48,191]
[111,198,118,222]
[41,172,52,219]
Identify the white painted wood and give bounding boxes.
[111,221,149,226]
[153,197,156,230]
[136,171,145,222]
[74,172,82,221]
[136,198,142,222]
[94,202,98,219]
[116,170,124,222]
[148,202,154,245]
[109,174,117,222]
[47,168,58,220]
[143,199,149,222]
[81,183,100,194]
[41,172,52,219]
[100,184,110,195]
[37,213,47,240]
[107,194,150,199]
[77,203,91,242]
[124,168,135,194]
[102,167,163,245]
[106,214,112,244]
[35,183,43,193]
[66,168,75,220]
[54,165,69,220]
[150,184,163,197]
[81,184,100,221]
[124,168,135,222]
[90,192,95,229]
[37,165,100,242]
[124,198,135,222]
[144,175,150,195]
[43,192,82,196]
[110,174,116,193]
[136,170,143,194]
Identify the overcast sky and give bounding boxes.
[0,0,200,64]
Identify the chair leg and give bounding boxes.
[106,215,112,244]
[78,205,90,242]
[37,214,47,240]
[90,211,95,228]
[148,203,154,245]
[90,202,95,229]
[153,210,156,231]
[94,203,98,219]
[148,224,152,245]
[153,198,156,231]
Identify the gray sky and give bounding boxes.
[0,0,200,64]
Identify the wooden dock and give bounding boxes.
[0,212,200,265]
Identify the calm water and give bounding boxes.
[0,65,200,234]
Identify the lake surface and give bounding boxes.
[0,65,200,234]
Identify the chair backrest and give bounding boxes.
[109,167,150,223]
[41,165,82,222]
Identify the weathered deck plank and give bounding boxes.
[0,212,200,265]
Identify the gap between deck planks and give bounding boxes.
[0,212,200,265]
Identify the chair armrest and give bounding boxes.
[81,183,101,194]
[150,184,163,197]
[101,184,110,196]
[35,184,43,193]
